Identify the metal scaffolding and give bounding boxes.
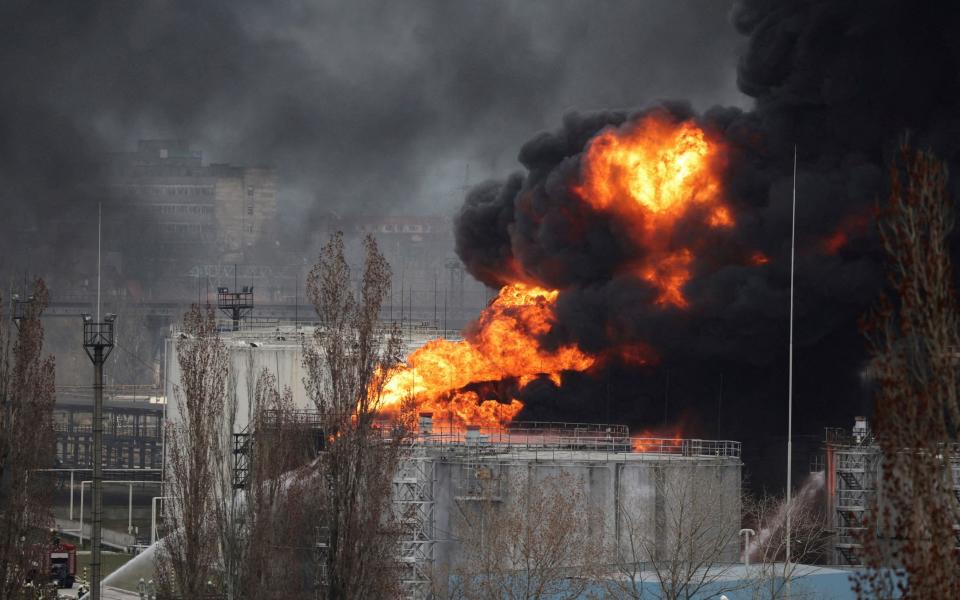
[393,442,436,600]
[825,422,960,565]
[830,441,880,565]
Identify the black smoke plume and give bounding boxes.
[454,1,960,487]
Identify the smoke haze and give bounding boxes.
[0,0,744,238]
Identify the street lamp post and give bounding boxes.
[83,313,115,600]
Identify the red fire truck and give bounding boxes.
[43,539,77,588]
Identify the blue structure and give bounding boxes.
[456,564,868,599]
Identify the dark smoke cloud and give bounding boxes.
[0,0,744,266]
[454,0,960,486]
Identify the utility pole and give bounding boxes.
[83,312,115,600]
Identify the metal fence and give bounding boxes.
[415,421,741,458]
[245,411,741,459]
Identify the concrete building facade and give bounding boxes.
[106,139,277,259]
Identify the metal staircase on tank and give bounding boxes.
[832,442,879,565]
[828,421,960,565]
[232,429,252,490]
[833,448,875,564]
[393,440,436,600]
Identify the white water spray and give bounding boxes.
[744,471,824,564]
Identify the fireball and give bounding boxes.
[575,116,722,218]
[575,113,731,308]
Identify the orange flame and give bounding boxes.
[574,113,731,308]
[377,283,594,428]
[821,210,873,255]
[374,115,744,429]
[638,248,693,308]
[575,116,723,218]
[822,231,847,255]
[605,342,657,367]
[631,430,684,453]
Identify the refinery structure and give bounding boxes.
[155,316,744,599]
[823,418,960,566]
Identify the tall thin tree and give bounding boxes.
[856,143,960,598]
[0,279,56,599]
[303,232,407,599]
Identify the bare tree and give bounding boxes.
[607,462,741,600]
[855,143,960,598]
[156,305,229,599]
[741,483,830,599]
[445,471,604,600]
[0,280,56,599]
[303,232,408,600]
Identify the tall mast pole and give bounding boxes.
[97,202,101,322]
[785,145,798,596]
[90,340,104,600]
[85,202,115,600]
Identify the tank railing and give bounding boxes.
[409,424,740,458]
[825,427,878,447]
[248,409,741,457]
[413,423,630,451]
[507,421,629,436]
